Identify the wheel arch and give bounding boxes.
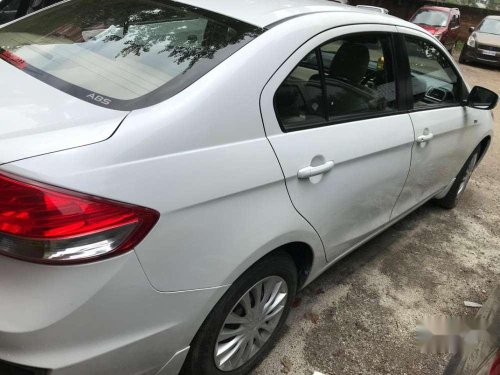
[221,233,324,293]
[269,241,315,290]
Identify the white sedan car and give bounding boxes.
[0,0,497,374]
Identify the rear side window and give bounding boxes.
[0,0,262,110]
[274,51,325,128]
[404,36,461,109]
[275,33,397,132]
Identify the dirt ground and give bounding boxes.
[254,60,500,375]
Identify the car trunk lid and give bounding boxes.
[0,61,128,165]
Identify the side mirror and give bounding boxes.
[469,26,475,33]
[465,86,498,110]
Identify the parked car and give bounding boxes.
[460,15,500,67]
[0,0,497,374]
[409,6,461,52]
[356,5,389,14]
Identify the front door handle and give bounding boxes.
[416,133,434,143]
[298,161,335,179]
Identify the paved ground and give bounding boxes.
[254,60,500,375]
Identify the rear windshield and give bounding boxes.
[0,0,263,110]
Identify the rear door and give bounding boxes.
[391,27,479,218]
[261,25,415,262]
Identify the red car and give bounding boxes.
[409,6,461,53]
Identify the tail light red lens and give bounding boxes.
[491,352,500,375]
[0,172,159,264]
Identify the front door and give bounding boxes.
[391,28,480,218]
[261,25,415,262]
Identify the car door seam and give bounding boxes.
[390,113,416,220]
[258,88,327,260]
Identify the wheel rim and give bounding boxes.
[457,153,478,199]
[214,276,288,371]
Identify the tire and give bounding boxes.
[181,252,298,375]
[435,147,480,209]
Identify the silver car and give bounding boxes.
[0,0,497,374]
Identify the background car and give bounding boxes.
[460,15,500,67]
[409,6,461,53]
[355,5,389,14]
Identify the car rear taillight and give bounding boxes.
[0,172,159,264]
[491,351,500,375]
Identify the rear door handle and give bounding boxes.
[416,133,434,143]
[297,161,335,179]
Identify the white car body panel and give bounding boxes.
[0,253,227,375]
[261,24,415,261]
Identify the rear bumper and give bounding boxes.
[0,253,228,375]
[461,45,500,67]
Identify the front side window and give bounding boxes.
[404,36,461,109]
[0,0,262,110]
[275,33,397,131]
[320,34,396,120]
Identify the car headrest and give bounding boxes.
[330,42,369,84]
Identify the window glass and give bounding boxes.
[275,33,398,131]
[320,34,397,120]
[404,36,460,109]
[0,0,262,110]
[274,51,325,130]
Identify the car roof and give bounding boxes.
[418,5,457,13]
[178,0,352,28]
[485,15,500,20]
